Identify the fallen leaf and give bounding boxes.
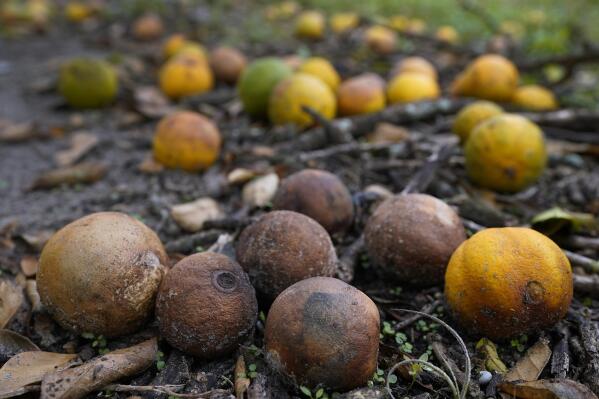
[54,132,98,167]
[227,168,257,185]
[0,329,39,363]
[137,154,164,174]
[499,379,598,399]
[133,86,174,118]
[19,255,39,277]
[19,230,54,251]
[171,197,223,233]
[25,280,42,312]
[0,120,36,142]
[242,173,279,208]
[505,337,552,382]
[476,338,508,373]
[366,123,410,144]
[41,337,157,399]
[0,351,77,399]
[0,280,23,329]
[531,207,597,236]
[235,355,250,399]
[30,162,107,190]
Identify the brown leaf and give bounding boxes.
[41,337,157,399]
[19,230,55,251]
[235,355,250,399]
[0,280,23,329]
[0,351,77,399]
[0,329,39,362]
[171,198,223,233]
[30,162,107,190]
[505,337,552,382]
[366,123,410,144]
[20,255,39,277]
[499,379,598,399]
[54,132,99,167]
[133,86,174,118]
[0,120,36,143]
[137,154,164,174]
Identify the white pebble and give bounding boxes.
[478,370,492,385]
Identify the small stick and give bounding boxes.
[563,249,599,274]
[389,299,442,330]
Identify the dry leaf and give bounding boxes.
[235,355,250,399]
[0,329,39,362]
[31,162,107,190]
[476,338,508,373]
[228,168,256,185]
[242,173,279,208]
[505,337,552,382]
[54,132,98,167]
[19,230,54,251]
[41,337,157,399]
[19,255,39,277]
[0,120,36,142]
[0,351,77,399]
[171,198,223,233]
[499,379,598,399]
[137,154,164,174]
[366,123,410,144]
[134,86,174,118]
[0,280,23,329]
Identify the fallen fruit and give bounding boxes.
[364,25,397,55]
[173,41,208,62]
[269,73,336,127]
[387,72,440,104]
[238,57,293,118]
[159,53,213,99]
[391,56,437,80]
[64,1,93,23]
[273,169,354,234]
[156,252,258,359]
[209,46,247,84]
[388,15,409,31]
[162,33,187,59]
[330,12,359,34]
[297,57,340,91]
[406,18,427,33]
[236,211,337,298]
[436,25,459,44]
[451,54,519,102]
[512,84,558,111]
[37,212,167,337]
[265,277,379,391]
[337,73,386,116]
[364,193,466,285]
[58,58,118,109]
[264,1,298,21]
[294,10,325,39]
[465,114,547,192]
[132,13,164,41]
[153,111,221,172]
[445,227,573,340]
[452,100,504,143]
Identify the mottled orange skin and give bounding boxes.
[297,57,340,91]
[132,13,164,41]
[337,73,386,116]
[364,25,397,55]
[387,72,440,104]
[265,277,380,391]
[452,100,504,143]
[295,11,325,39]
[159,54,213,99]
[391,56,437,80]
[156,252,258,359]
[445,227,573,340]
[209,46,247,84]
[153,111,221,172]
[451,54,519,102]
[512,85,558,111]
[37,212,167,337]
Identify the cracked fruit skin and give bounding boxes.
[156,252,258,359]
[268,73,336,128]
[465,114,547,192]
[37,212,167,337]
[297,57,340,91]
[58,58,118,109]
[512,84,558,111]
[238,58,292,118]
[265,277,380,391]
[445,227,573,340]
[451,54,519,102]
[337,73,386,116]
[387,72,440,104]
[452,101,504,144]
[153,111,221,172]
[295,10,325,39]
[159,53,213,99]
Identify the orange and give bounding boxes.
[295,10,325,39]
[445,227,572,340]
[387,72,440,104]
[391,56,437,80]
[452,101,504,143]
[364,25,397,55]
[451,54,519,102]
[132,13,164,41]
[159,53,213,99]
[330,12,359,34]
[153,111,221,172]
[337,73,386,116]
[297,57,340,91]
[512,85,558,111]
[436,25,459,44]
[162,34,187,59]
[209,46,247,84]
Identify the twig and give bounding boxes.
[104,384,230,398]
[401,144,455,194]
[455,0,500,33]
[573,273,599,298]
[336,235,365,283]
[564,249,599,274]
[389,299,442,330]
[302,106,353,145]
[298,142,389,162]
[560,235,599,251]
[165,230,223,253]
[518,46,599,71]
[551,324,570,379]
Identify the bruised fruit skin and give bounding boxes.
[445,227,573,340]
[265,277,380,391]
[297,57,340,91]
[153,111,221,172]
[330,12,359,34]
[387,72,440,104]
[162,34,187,59]
[58,58,118,109]
[364,194,466,286]
[132,13,164,41]
[465,114,547,192]
[391,56,437,80]
[452,100,504,143]
[37,212,167,337]
[159,54,213,99]
[273,169,354,234]
[364,25,397,55]
[512,84,558,111]
[337,73,386,116]
[236,211,337,299]
[451,54,519,102]
[238,58,293,118]
[209,46,247,84]
[156,252,258,359]
[268,73,336,128]
[295,10,325,39]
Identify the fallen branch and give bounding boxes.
[564,249,599,274]
[336,235,365,283]
[573,274,599,299]
[104,384,230,398]
[518,46,599,71]
[299,141,389,162]
[401,144,456,194]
